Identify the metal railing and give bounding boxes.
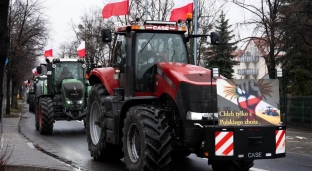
[239,56,260,63]
[237,69,259,75]
[280,96,312,129]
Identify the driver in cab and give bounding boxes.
[137,41,156,91]
[59,66,73,80]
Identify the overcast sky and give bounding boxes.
[42,0,255,56]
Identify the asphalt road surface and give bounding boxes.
[20,109,312,171]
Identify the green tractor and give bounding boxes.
[27,82,36,113]
[35,58,88,135]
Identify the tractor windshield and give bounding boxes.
[55,62,84,81]
[135,32,187,92]
[136,33,187,64]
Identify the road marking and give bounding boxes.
[286,136,294,140]
[296,136,308,140]
[287,140,300,142]
[26,142,35,149]
[250,167,269,171]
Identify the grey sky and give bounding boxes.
[42,0,254,57]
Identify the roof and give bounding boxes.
[242,37,284,58]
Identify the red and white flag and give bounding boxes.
[44,42,53,57]
[32,68,38,75]
[77,41,86,58]
[102,0,129,19]
[169,0,194,21]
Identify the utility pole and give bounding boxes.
[193,0,198,65]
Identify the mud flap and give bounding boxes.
[203,125,286,160]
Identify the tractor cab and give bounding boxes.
[100,20,218,94]
[52,59,85,93]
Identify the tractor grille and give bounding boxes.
[176,82,218,119]
[63,82,84,101]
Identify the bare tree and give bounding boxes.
[0,0,10,118]
[230,0,285,79]
[195,0,225,65]
[57,41,79,58]
[62,7,117,74]
[6,0,48,111]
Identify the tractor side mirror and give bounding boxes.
[36,66,42,74]
[101,29,112,43]
[210,32,219,45]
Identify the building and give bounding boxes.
[232,38,284,79]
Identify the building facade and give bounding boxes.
[232,38,283,79]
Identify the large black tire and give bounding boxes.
[28,94,35,113]
[39,97,54,135]
[86,83,123,161]
[210,160,254,171]
[123,106,172,171]
[35,101,39,131]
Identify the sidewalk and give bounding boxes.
[0,101,75,171]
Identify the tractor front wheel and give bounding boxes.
[86,83,123,161]
[28,94,35,113]
[39,97,54,135]
[123,106,172,171]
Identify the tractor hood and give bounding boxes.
[62,79,84,102]
[157,62,221,86]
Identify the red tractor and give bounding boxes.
[86,18,285,171]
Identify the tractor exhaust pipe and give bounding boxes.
[124,26,134,98]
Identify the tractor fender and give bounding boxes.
[88,67,119,95]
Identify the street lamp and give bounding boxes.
[276,68,286,124]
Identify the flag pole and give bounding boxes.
[193,0,198,65]
[145,0,148,21]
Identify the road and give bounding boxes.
[20,108,312,171]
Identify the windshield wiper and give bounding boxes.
[139,33,157,53]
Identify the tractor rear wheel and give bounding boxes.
[210,160,254,171]
[39,97,54,135]
[123,106,172,171]
[28,94,35,113]
[86,83,123,161]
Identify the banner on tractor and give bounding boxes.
[216,79,280,126]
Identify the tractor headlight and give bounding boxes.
[82,64,86,68]
[78,99,83,104]
[186,111,218,120]
[52,64,56,68]
[66,98,72,104]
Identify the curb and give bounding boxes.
[5,165,70,171]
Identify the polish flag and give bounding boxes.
[169,0,194,21]
[77,41,86,58]
[102,0,129,19]
[44,42,53,57]
[32,68,38,75]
